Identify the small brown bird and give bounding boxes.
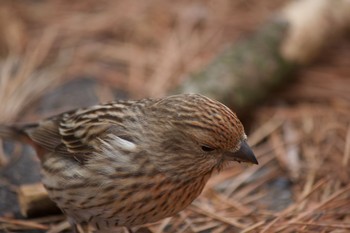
[0,94,257,232]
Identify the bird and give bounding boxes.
[0,93,258,232]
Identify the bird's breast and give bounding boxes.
[41,153,212,229]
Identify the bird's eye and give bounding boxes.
[201,146,215,152]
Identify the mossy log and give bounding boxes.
[177,0,350,114]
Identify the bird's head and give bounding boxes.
[143,94,258,177]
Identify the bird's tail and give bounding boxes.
[0,124,38,143]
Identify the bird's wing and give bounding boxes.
[25,104,132,163]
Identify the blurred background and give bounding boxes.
[0,0,349,232]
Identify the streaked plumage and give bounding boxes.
[0,94,258,232]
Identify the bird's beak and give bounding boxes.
[224,141,258,164]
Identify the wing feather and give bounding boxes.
[24,103,139,163]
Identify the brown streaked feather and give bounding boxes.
[1,99,152,164]
[25,119,63,153]
[59,110,127,153]
[23,102,143,163]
